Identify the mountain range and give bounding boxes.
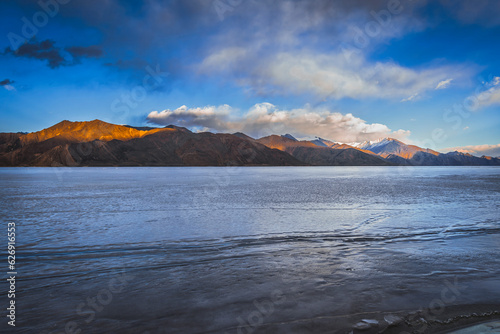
[0,120,499,167]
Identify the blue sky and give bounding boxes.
[1,0,500,156]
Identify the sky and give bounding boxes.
[1,0,500,156]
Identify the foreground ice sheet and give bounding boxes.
[1,166,499,333]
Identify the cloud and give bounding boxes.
[436,0,500,26]
[442,143,500,157]
[3,39,66,68]
[146,103,411,142]
[0,78,15,91]
[65,45,103,59]
[435,78,453,90]
[1,1,475,98]
[0,79,14,86]
[147,105,233,131]
[200,46,462,101]
[468,76,500,110]
[3,39,103,68]
[401,93,419,102]
[195,0,470,101]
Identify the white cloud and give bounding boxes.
[200,48,461,100]
[147,103,411,143]
[463,126,469,130]
[464,76,500,111]
[442,143,500,157]
[3,85,16,91]
[435,78,453,90]
[401,93,419,102]
[474,76,500,109]
[201,47,247,72]
[147,105,233,131]
[194,0,475,102]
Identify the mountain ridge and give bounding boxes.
[256,135,391,166]
[19,119,177,145]
[0,120,302,167]
[1,120,499,167]
[353,138,440,159]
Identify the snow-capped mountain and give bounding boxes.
[259,134,500,165]
[348,138,389,149]
[257,135,391,166]
[349,138,440,159]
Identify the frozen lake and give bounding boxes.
[1,167,499,333]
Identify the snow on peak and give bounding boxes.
[348,138,389,148]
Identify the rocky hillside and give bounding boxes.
[0,120,302,167]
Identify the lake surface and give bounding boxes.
[1,167,500,333]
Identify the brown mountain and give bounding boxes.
[257,135,318,150]
[2,120,498,167]
[311,137,384,156]
[391,151,500,166]
[256,135,391,166]
[19,119,176,145]
[0,120,302,167]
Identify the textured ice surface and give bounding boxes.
[1,166,499,333]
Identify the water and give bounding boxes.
[1,167,499,333]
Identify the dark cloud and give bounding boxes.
[65,45,103,59]
[0,79,14,86]
[0,0,427,72]
[4,39,66,68]
[3,39,103,68]
[436,0,500,26]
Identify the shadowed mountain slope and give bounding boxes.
[0,121,302,166]
[257,135,391,166]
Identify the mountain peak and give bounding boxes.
[310,137,335,147]
[164,125,191,132]
[281,134,297,141]
[19,119,176,145]
[447,151,473,157]
[349,138,388,148]
[351,137,439,159]
[233,132,255,141]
